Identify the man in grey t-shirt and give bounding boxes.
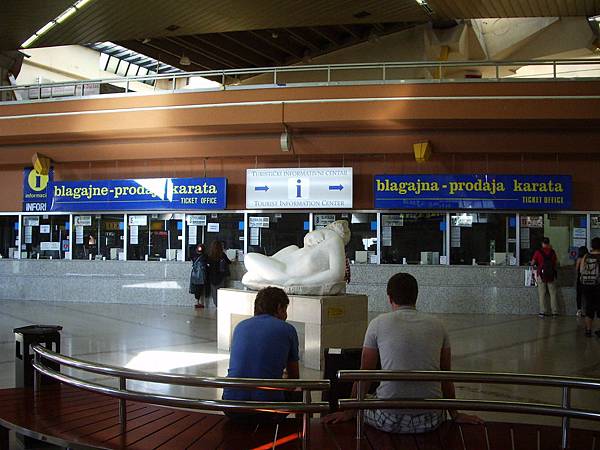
[324,273,481,433]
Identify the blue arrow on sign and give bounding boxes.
[255,185,269,192]
[329,185,344,191]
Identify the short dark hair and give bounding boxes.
[254,287,289,316]
[387,273,418,306]
[578,246,589,258]
[542,237,550,245]
[592,237,600,251]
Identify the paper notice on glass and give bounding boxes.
[250,227,260,245]
[40,225,50,234]
[573,238,587,248]
[383,238,392,247]
[450,227,461,248]
[207,223,220,232]
[75,225,84,244]
[129,225,138,244]
[188,225,197,245]
[382,226,392,238]
[573,228,587,239]
[520,227,530,249]
[25,226,32,244]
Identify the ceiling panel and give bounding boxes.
[14,0,429,50]
[427,0,600,18]
[0,0,73,50]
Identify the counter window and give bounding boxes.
[73,214,124,260]
[313,213,377,264]
[380,213,446,264]
[247,213,308,255]
[186,213,243,261]
[127,213,183,261]
[0,216,19,258]
[450,213,516,265]
[521,214,587,266]
[21,215,70,259]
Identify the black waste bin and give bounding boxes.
[14,325,62,388]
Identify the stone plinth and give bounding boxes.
[217,288,368,370]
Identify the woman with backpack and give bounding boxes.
[574,246,589,317]
[207,241,231,307]
[189,244,208,309]
[531,237,558,318]
[580,237,600,337]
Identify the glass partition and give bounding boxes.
[450,213,517,265]
[186,213,244,261]
[247,213,308,255]
[312,212,378,264]
[520,214,587,266]
[127,213,183,261]
[73,214,124,260]
[380,213,446,264]
[21,214,70,259]
[0,216,19,258]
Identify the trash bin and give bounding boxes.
[14,325,62,388]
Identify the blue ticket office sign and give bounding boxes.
[374,174,572,210]
[48,177,227,211]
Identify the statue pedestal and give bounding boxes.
[217,288,368,370]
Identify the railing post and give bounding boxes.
[172,76,176,92]
[327,66,331,85]
[125,80,129,93]
[553,60,557,79]
[274,68,277,85]
[561,387,570,450]
[356,381,364,440]
[33,350,41,393]
[302,390,311,450]
[495,64,500,80]
[119,376,127,432]
[382,65,386,83]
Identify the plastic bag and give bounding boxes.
[524,267,537,287]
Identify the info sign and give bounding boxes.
[246,168,353,209]
[374,174,572,210]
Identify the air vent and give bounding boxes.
[353,11,371,19]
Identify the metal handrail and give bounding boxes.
[337,369,600,450]
[31,345,329,449]
[2,58,600,102]
[33,344,328,390]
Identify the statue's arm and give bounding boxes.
[271,245,300,260]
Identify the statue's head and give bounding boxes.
[326,220,351,245]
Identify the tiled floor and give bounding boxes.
[1,300,599,430]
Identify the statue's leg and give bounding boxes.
[244,253,287,282]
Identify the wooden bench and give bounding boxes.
[2,386,599,450]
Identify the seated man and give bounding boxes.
[242,220,350,295]
[223,286,299,423]
[323,273,481,433]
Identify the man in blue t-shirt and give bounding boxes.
[223,286,300,423]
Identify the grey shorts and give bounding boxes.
[364,409,445,434]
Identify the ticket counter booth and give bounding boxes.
[20,214,70,259]
[185,212,243,261]
[0,215,19,259]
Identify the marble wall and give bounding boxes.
[0,260,577,315]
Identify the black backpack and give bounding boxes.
[580,255,600,286]
[540,250,556,282]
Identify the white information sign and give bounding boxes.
[74,216,92,226]
[24,226,32,244]
[246,167,353,209]
[39,225,50,234]
[573,228,587,239]
[40,242,60,251]
[128,215,147,226]
[129,225,139,244]
[249,217,270,228]
[188,225,197,245]
[187,215,207,226]
[75,225,84,244]
[250,227,260,246]
[382,215,404,227]
[23,216,40,227]
[207,223,220,233]
[450,227,461,248]
[314,214,336,228]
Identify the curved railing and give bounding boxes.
[31,344,329,450]
[2,58,600,103]
[338,370,600,450]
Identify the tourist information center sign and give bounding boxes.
[374,174,572,210]
[246,168,353,209]
[22,175,227,211]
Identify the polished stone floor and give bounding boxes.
[1,300,599,430]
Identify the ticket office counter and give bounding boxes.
[1,211,596,268]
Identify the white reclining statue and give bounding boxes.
[242,220,351,295]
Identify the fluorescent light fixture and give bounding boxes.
[36,21,56,36]
[56,7,77,23]
[74,0,94,8]
[21,34,40,48]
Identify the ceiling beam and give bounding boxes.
[338,24,361,39]
[119,40,213,71]
[188,35,265,68]
[165,36,237,69]
[219,33,282,65]
[309,27,341,47]
[284,28,321,52]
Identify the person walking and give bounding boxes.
[189,244,208,309]
[531,237,559,317]
[207,241,231,307]
[579,237,600,337]
[574,246,589,317]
